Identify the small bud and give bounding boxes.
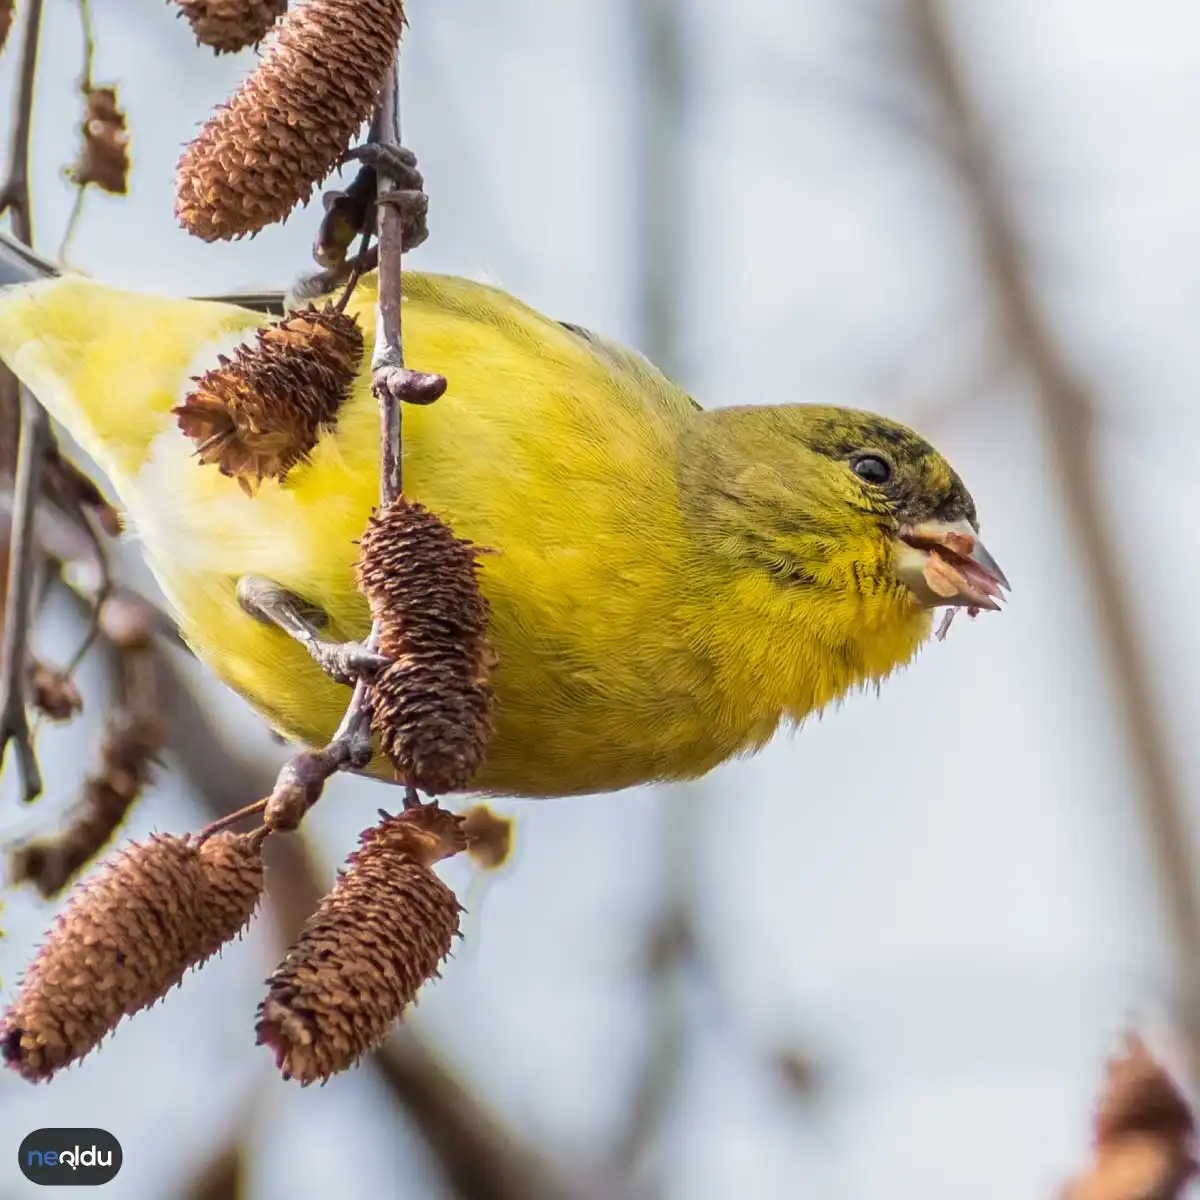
[10,711,164,899]
[461,805,514,871]
[2,832,265,1081]
[174,0,288,54]
[174,304,362,494]
[175,0,408,241]
[68,88,130,196]
[356,498,495,794]
[257,805,465,1084]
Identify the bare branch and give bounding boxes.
[0,0,43,240]
[905,0,1200,1067]
[0,388,48,801]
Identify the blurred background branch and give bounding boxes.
[903,0,1200,1076]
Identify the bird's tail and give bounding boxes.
[0,229,60,288]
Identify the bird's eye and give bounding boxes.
[850,454,892,485]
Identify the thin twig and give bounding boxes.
[905,0,1200,1071]
[58,0,96,262]
[0,0,49,803]
[371,64,406,508]
[0,0,44,240]
[0,390,47,801]
[225,58,416,839]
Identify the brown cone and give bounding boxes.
[1,831,264,1081]
[355,497,495,794]
[174,304,362,494]
[174,0,288,54]
[10,712,165,899]
[175,0,407,241]
[257,804,465,1084]
[68,87,130,195]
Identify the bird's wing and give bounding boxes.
[557,320,703,412]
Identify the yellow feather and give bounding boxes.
[0,270,944,797]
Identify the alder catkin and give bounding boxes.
[174,305,362,493]
[68,88,130,195]
[10,712,164,899]
[174,0,288,54]
[256,805,465,1084]
[356,498,495,794]
[1,832,264,1081]
[175,0,407,240]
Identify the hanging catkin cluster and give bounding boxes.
[173,0,288,54]
[257,805,465,1084]
[10,712,165,899]
[175,0,408,240]
[1,832,264,1081]
[174,305,363,493]
[356,498,495,794]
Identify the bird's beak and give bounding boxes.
[893,518,1010,612]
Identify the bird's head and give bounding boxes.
[677,404,1008,626]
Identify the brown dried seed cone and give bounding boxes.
[174,305,362,493]
[175,0,407,240]
[1,832,264,1081]
[10,713,165,899]
[174,0,288,54]
[69,87,130,195]
[356,497,495,794]
[257,805,465,1084]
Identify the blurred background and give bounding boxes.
[1,0,1199,1196]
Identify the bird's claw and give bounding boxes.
[342,144,422,188]
[371,367,448,406]
[307,639,390,686]
[341,143,429,251]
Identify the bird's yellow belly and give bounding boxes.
[158,547,754,799]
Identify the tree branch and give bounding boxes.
[0,0,50,804]
[905,0,1200,1067]
[0,0,44,240]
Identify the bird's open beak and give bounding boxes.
[893,518,1009,612]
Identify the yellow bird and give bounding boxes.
[0,236,1006,798]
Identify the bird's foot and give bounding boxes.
[305,639,389,686]
[236,575,388,686]
[371,366,447,407]
[343,143,429,251]
[312,144,428,269]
